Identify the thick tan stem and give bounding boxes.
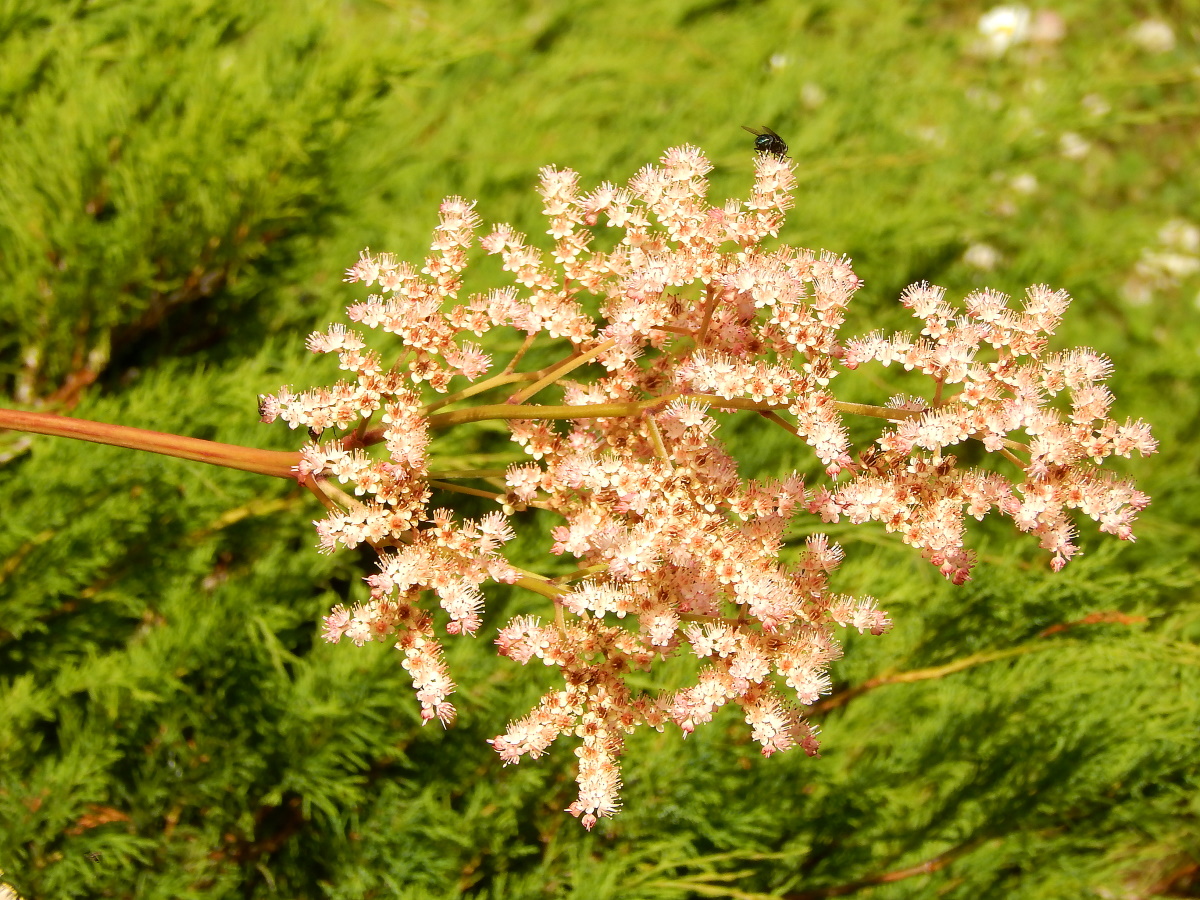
[0,407,300,480]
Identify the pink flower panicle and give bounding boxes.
[266,145,1155,825]
[840,281,1155,576]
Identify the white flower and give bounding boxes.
[963,243,1001,272]
[1082,94,1111,118]
[1010,173,1038,195]
[913,125,946,146]
[1158,219,1200,255]
[1059,132,1091,160]
[1129,19,1175,54]
[978,5,1032,55]
[800,82,826,108]
[1124,217,1200,307]
[1141,251,1200,281]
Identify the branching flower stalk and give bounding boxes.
[0,145,1156,830]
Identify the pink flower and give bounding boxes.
[266,142,1154,827]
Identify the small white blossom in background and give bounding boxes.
[1082,93,1111,118]
[964,86,1004,111]
[963,242,1002,271]
[1010,173,1038,195]
[1149,253,1200,280]
[1159,220,1200,256]
[1123,219,1200,306]
[769,53,790,71]
[1128,19,1175,54]
[1059,131,1091,160]
[800,82,826,108]
[978,5,1032,55]
[990,171,1038,216]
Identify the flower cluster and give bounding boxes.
[838,282,1154,578]
[261,144,1154,827]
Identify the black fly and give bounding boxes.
[742,125,788,159]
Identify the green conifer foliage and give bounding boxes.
[2,1,1197,898]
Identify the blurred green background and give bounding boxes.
[1,1,1197,897]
